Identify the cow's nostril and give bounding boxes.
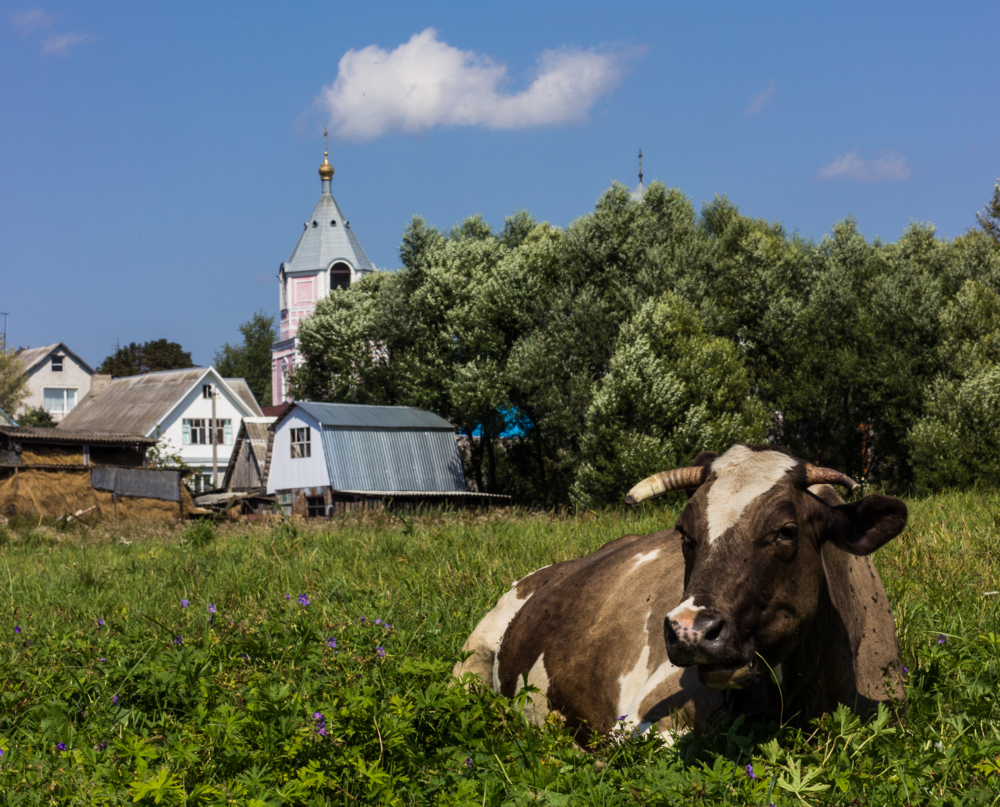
[666,623,680,646]
[703,620,724,643]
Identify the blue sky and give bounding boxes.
[2,1,998,370]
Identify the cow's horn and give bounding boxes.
[624,466,709,506]
[804,463,859,491]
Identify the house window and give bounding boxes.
[277,492,292,517]
[43,388,76,414]
[51,355,64,372]
[306,496,326,517]
[290,427,311,458]
[182,419,232,446]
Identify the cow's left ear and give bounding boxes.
[826,494,908,555]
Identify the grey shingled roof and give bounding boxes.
[16,343,94,374]
[57,368,262,435]
[293,402,455,431]
[224,378,263,415]
[284,190,375,275]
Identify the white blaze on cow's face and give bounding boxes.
[705,446,798,544]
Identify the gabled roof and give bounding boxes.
[57,367,263,436]
[291,401,456,431]
[16,342,94,374]
[224,378,262,415]
[284,189,375,275]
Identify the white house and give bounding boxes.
[267,402,507,516]
[58,366,263,491]
[15,343,95,423]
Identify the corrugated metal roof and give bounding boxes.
[284,190,375,275]
[0,426,156,445]
[321,428,466,492]
[295,402,456,431]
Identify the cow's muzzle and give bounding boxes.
[665,608,754,687]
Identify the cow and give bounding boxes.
[453,445,907,743]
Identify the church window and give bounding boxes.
[290,427,311,458]
[330,262,351,290]
[330,220,337,226]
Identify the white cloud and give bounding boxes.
[744,80,775,116]
[317,29,635,141]
[41,31,92,57]
[10,8,60,34]
[817,150,912,183]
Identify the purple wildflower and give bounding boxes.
[173,635,183,646]
[96,742,107,752]
[285,593,290,600]
[97,618,105,627]
[376,646,386,659]
[937,634,946,645]
[375,618,382,626]
[903,666,909,674]
[617,714,627,721]
[465,756,473,769]
[112,694,118,705]
[14,626,20,635]
[313,711,327,737]
[181,599,189,609]
[100,657,105,662]
[298,594,310,607]
[746,763,755,780]
[56,743,66,752]
[208,604,216,615]
[327,637,337,649]
[360,617,366,623]
[0,748,5,756]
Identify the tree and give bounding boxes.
[17,407,55,428]
[97,340,193,377]
[0,349,29,417]
[976,180,1000,245]
[213,310,276,407]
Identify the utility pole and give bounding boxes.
[211,383,219,489]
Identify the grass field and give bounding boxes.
[0,491,997,805]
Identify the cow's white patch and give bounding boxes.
[621,658,683,730]
[512,652,552,726]
[617,641,652,720]
[706,447,797,543]
[487,583,536,691]
[627,549,661,573]
[666,595,704,625]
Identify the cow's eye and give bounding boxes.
[775,524,799,544]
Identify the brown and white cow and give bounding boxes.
[454,445,907,742]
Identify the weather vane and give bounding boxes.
[638,149,643,184]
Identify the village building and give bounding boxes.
[271,134,375,405]
[0,426,197,520]
[57,366,263,491]
[266,402,508,515]
[14,343,95,423]
[222,416,276,492]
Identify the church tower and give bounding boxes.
[271,133,375,404]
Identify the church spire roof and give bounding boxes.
[630,148,647,200]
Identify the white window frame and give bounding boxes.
[290,426,311,459]
[43,387,76,414]
[182,418,232,446]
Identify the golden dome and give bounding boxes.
[318,128,334,180]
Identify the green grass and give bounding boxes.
[0,494,997,805]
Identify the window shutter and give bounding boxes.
[225,420,232,445]
[182,419,191,446]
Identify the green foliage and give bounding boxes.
[16,406,55,428]
[213,309,276,408]
[0,348,29,417]
[294,181,1000,501]
[97,339,193,378]
[0,498,995,804]
[573,294,768,507]
[182,519,216,548]
[976,179,1000,245]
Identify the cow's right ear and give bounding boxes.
[687,452,717,498]
[827,494,908,555]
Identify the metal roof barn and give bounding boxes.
[289,402,466,493]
